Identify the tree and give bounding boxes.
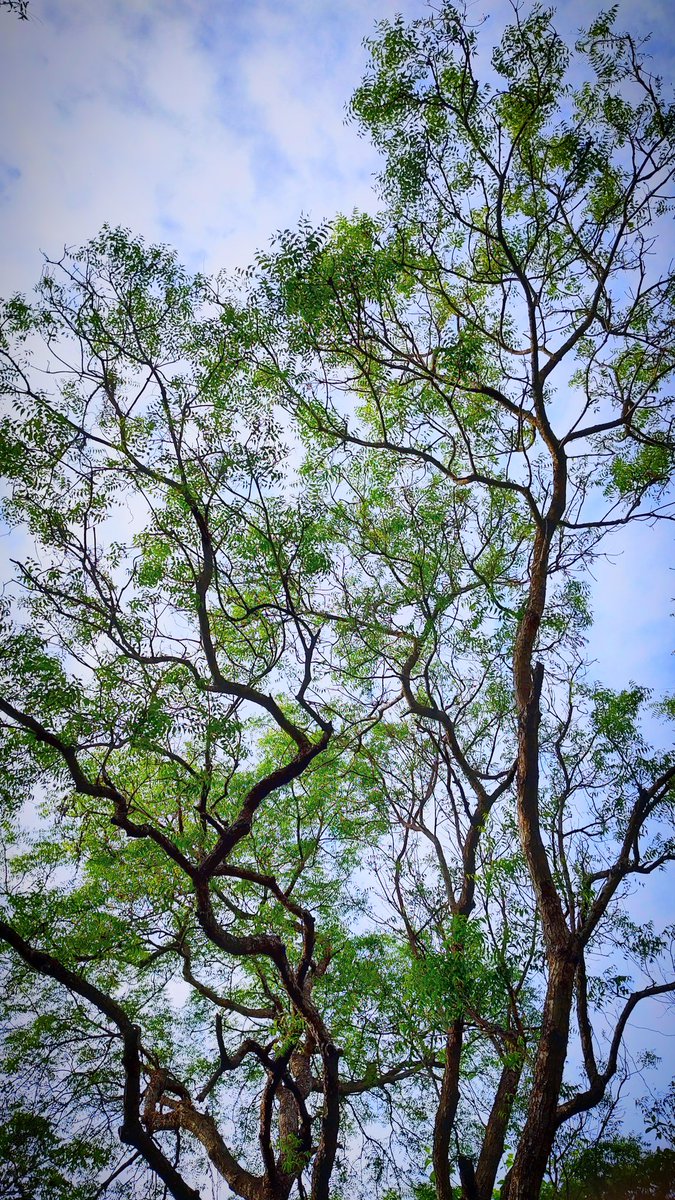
[0,5,673,1200]
[0,1,29,19]
[543,1135,675,1198]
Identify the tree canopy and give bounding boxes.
[0,4,674,1199]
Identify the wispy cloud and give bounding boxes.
[0,0,422,287]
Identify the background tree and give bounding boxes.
[1,4,674,1200]
[543,1134,675,1199]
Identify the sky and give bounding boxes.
[0,0,424,290]
[0,0,674,1137]
[1,0,672,289]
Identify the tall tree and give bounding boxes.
[248,2,675,1193]
[0,5,674,1200]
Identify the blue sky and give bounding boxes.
[1,0,420,287]
[0,0,673,700]
[1,0,672,286]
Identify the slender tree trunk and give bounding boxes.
[433,1020,464,1200]
[474,1058,523,1200]
[505,956,577,1199]
[506,443,577,1196]
[310,1042,341,1200]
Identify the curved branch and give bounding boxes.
[0,920,201,1200]
[556,979,675,1126]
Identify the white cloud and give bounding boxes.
[0,0,423,289]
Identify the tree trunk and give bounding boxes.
[433,1021,464,1200]
[475,1057,523,1200]
[310,1042,341,1200]
[505,955,577,1199]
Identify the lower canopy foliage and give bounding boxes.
[1,4,675,1200]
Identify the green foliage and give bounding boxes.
[404,916,510,1026]
[608,443,673,499]
[543,1137,675,1199]
[0,1106,110,1200]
